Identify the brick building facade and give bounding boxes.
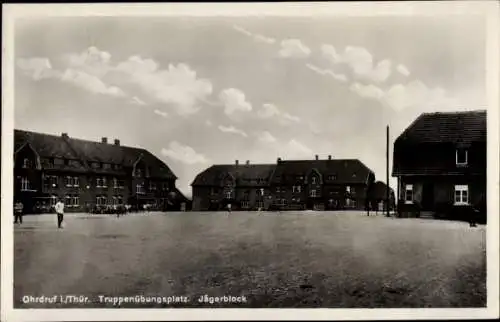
[191,156,376,211]
[14,129,186,213]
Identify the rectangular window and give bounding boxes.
[293,185,302,193]
[50,195,57,206]
[454,185,469,205]
[73,177,79,187]
[328,175,337,181]
[20,177,30,191]
[113,178,119,189]
[65,195,72,206]
[405,184,414,204]
[136,183,145,194]
[22,158,32,168]
[102,177,107,188]
[73,196,79,207]
[96,178,102,187]
[256,201,264,209]
[163,182,169,191]
[66,176,73,187]
[149,182,156,191]
[311,177,317,184]
[103,163,111,170]
[276,187,281,193]
[456,149,468,166]
[136,169,142,177]
[258,188,265,196]
[346,186,351,193]
[118,196,123,205]
[241,201,250,209]
[225,190,233,199]
[310,189,317,197]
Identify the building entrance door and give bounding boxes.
[421,182,434,211]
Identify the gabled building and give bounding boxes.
[191,156,376,211]
[368,181,396,212]
[392,110,486,220]
[269,155,375,211]
[191,160,275,211]
[14,129,185,213]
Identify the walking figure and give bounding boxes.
[54,198,65,229]
[14,200,24,224]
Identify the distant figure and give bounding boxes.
[54,198,65,229]
[227,203,232,214]
[469,208,479,227]
[14,200,24,224]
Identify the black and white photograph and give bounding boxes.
[1,2,499,321]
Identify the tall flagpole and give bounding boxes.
[386,125,390,217]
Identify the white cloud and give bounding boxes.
[254,34,276,44]
[153,109,168,118]
[397,64,411,77]
[281,139,313,159]
[64,46,112,78]
[218,125,248,137]
[232,25,276,44]
[257,103,280,118]
[16,57,58,80]
[161,141,209,165]
[321,44,392,83]
[279,39,311,58]
[257,131,277,143]
[233,25,253,37]
[350,82,385,100]
[116,57,213,116]
[218,88,252,115]
[131,96,147,105]
[306,63,348,82]
[350,80,456,112]
[60,69,125,97]
[257,103,301,125]
[282,112,301,124]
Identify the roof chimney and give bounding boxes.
[315,154,319,160]
[101,137,108,144]
[235,160,239,166]
[246,160,250,165]
[61,133,68,139]
[328,155,332,160]
[114,139,120,146]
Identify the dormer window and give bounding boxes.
[22,158,32,168]
[456,149,468,166]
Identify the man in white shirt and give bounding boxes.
[54,198,65,228]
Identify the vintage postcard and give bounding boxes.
[2,1,499,321]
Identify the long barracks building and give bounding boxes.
[14,129,188,213]
[191,156,377,211]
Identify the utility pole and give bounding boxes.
[386,125,390,217]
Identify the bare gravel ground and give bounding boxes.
[13,211,486,308]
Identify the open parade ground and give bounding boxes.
[14,211,486,308]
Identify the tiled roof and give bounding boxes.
[14,129,176,179]
[191,164,276,187]
[395,110,486,144]
[270,159,373,185]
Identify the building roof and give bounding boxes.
[192,158,374,187]
[270,159,374,185]
[392,111,487,177]
[14,129,177,179]
[395,110,486,145]
[191,163,276,187]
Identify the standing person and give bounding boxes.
[14,200,24,224]
[227,203,232,214]
[54,198,65,229]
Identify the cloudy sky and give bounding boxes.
[14,14,486,197]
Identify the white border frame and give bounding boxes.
[2,1,499,321]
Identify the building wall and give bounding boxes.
[14,148,176,213]
[398,175,486,216]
